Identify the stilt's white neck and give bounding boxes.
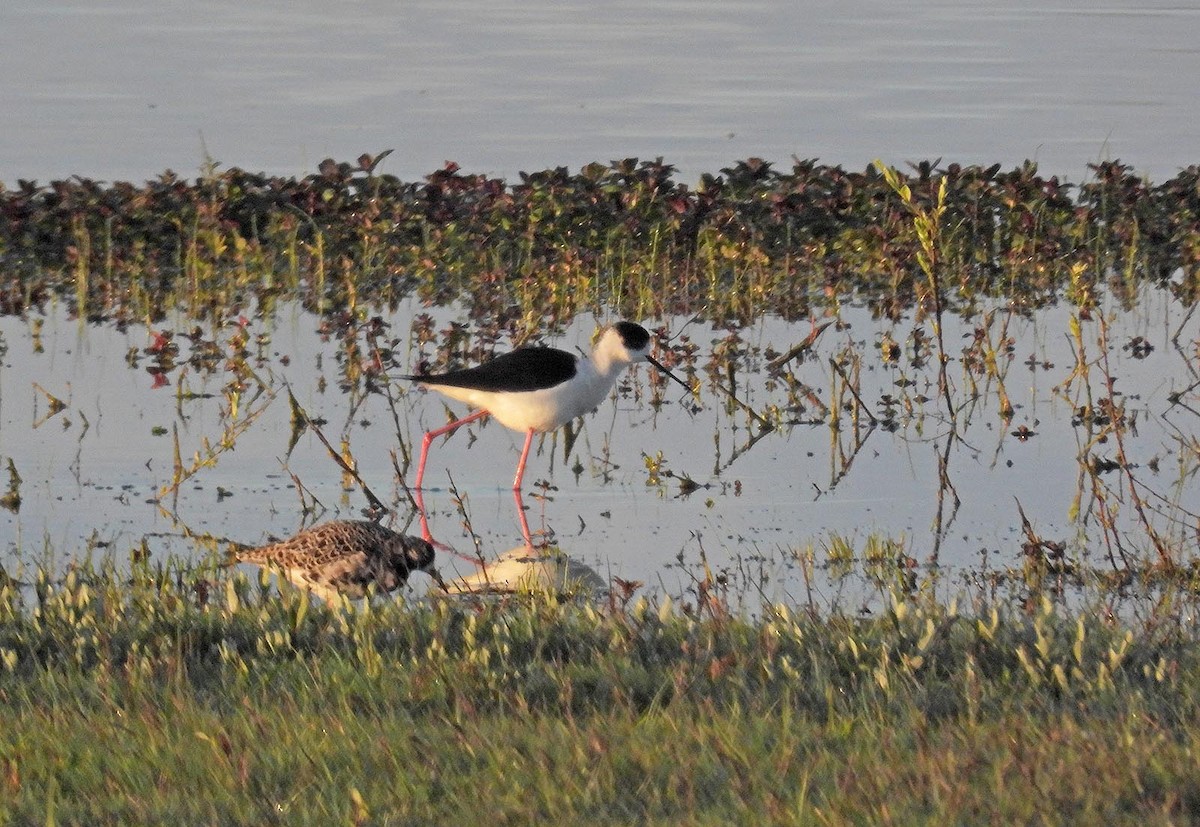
[589,327,634,379]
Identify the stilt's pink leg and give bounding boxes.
[413,409,489,490]
[414,486,433,542]
[415,480,485,567]
[410,408,490,568]
[512,429,534,491]
[513,488,535,549]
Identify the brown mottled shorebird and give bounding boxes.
[231,520,436,603]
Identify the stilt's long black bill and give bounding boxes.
[648,354,773,431]
[646,356,694,393]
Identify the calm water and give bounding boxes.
[3,1,1200,597]
[2,295,1196,598]
[2,1,1200,185]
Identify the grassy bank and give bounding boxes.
[3,557,1200,824]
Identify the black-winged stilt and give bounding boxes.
[401,321,690,496]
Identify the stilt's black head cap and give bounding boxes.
[614,321,651,352]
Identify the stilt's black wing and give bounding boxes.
[402,347,578,393]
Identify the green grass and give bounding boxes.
[3,557,1200,824]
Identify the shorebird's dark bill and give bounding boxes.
[646,356,694,393]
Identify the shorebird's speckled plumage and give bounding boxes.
[234,520,435,603]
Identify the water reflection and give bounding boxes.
[0,292,1197,603]
[438,543,606,598]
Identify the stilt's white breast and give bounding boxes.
[413,322,652,434]
[484,357,611,432]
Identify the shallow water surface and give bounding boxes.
[3,1,1200,184]
[2,293,1196,601]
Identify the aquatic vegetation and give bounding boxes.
[2,157,1198,327]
